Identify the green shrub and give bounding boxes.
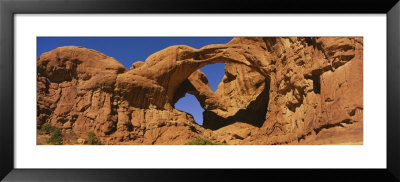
[69,130,76,137]
[87,132,102,145]
[40,123,57,134]
[185,138,217,145]
[47,128,63,145]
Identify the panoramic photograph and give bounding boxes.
[36,37,363,145]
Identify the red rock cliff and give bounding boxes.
[37,37,363,145]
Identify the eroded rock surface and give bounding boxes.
[37,37,363,145]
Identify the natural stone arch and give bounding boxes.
[36,37,364,145]
[114,41,273,130]
[116,40,273,111]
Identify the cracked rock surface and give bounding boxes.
[37,37,363,145]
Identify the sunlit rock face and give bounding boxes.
[37,37,363,145]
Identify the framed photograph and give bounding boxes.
[1,0,399,181]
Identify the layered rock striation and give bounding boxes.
[37,37,363,145]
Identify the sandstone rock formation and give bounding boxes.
[37,37,363,145]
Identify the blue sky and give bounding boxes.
[37,37,232,125]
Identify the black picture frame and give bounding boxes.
[1,0,399,181]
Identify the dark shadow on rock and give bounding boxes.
[202,80,270,130]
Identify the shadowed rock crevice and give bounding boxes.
[305,71,321,94]
[202,79,270,130]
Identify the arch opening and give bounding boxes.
[174,93,204,125]
[199,63,225,92]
